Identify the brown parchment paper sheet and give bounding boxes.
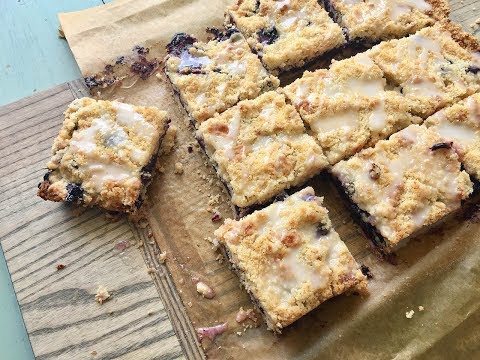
[59,1,480,358]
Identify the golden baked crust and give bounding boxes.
[197,91,328,208]
[332,125,473,250]
[425,93,480,181]
[368,22,480,118]
[282,53,422,164]
[165,31,278,124]
[226,0,345,73]
[38,97,169,213]
[328,0,449,42]
[214,187,367,332]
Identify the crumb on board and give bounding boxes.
[406,310,415,319]
[147,267,156,274]
[174,162,184,174]
[196,281,216,299]
[159,251,167,263]
[160,125,177,155]
[418,306,424,311]
[56,264,66,271]
[147,309,155,316]
[196,323,228,341]
[155,73,162,80]
[90,350,97,357]
[211,210,222,222]
[187,301,193,307]
[208,194,221,206]
[95,286,111,304]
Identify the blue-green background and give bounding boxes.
[0,1,110,359]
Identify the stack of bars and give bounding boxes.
[40,0,480,333]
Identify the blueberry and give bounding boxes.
[467,65,480,74]
[84,76,100,89]
[132,45,149,55]
[360,265,373,279]
[206,27,239,42]
[316,224,330,237]
[130,58,158,80]
[257,27,279,45]
[430,142,452,151]
[65,183,83,203]
[166,33,197,57]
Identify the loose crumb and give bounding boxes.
[147,267,156,274]
[95,286,111,304]
[196,281,216,299]
[147,309,155,316]
[211,210,222,222]
[406,310,415,319]
[160,125,177,155]
[90,350,97,357]
[159,251,167,263]
[56,264,66,271]
[155,73,162,80]
[418,306,424,311]
[174,162,184,174]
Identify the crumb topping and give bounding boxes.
[329,0,449,41]
[197,91,328,208]
[425,93,480,180]
[215,187,367,331]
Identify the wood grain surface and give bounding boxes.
[0,83,188,360]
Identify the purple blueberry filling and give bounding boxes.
[430,142,453,151]
[467,65,480,74]
[206,27,239,42]
[65,183,83,203]
[257,26,279,45]
[316,224,330,237]
[166,33,197,57]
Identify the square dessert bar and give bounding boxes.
[38,98,169,213]
[196,91,328,210]
[368,22,480,118]
[425,93,480,183]
[164,29,279,125]
[214,187,367,332]
[323,0,449,44]
[225,0,345,73]
[283,53,422,165]
[331,125,473,252]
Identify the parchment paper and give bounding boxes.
[59,1,480,358]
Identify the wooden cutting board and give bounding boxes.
[1,1,480,359]
[0,80,203,360]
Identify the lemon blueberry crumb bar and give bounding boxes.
[331,125,473,252]
[38,97,169,213]
[196,91,328,211]
[164,28,279,125]
[225,0,346,73]
[214,186,367,332]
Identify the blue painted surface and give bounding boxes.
[0,1,108,359]
[0,0,106,106]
